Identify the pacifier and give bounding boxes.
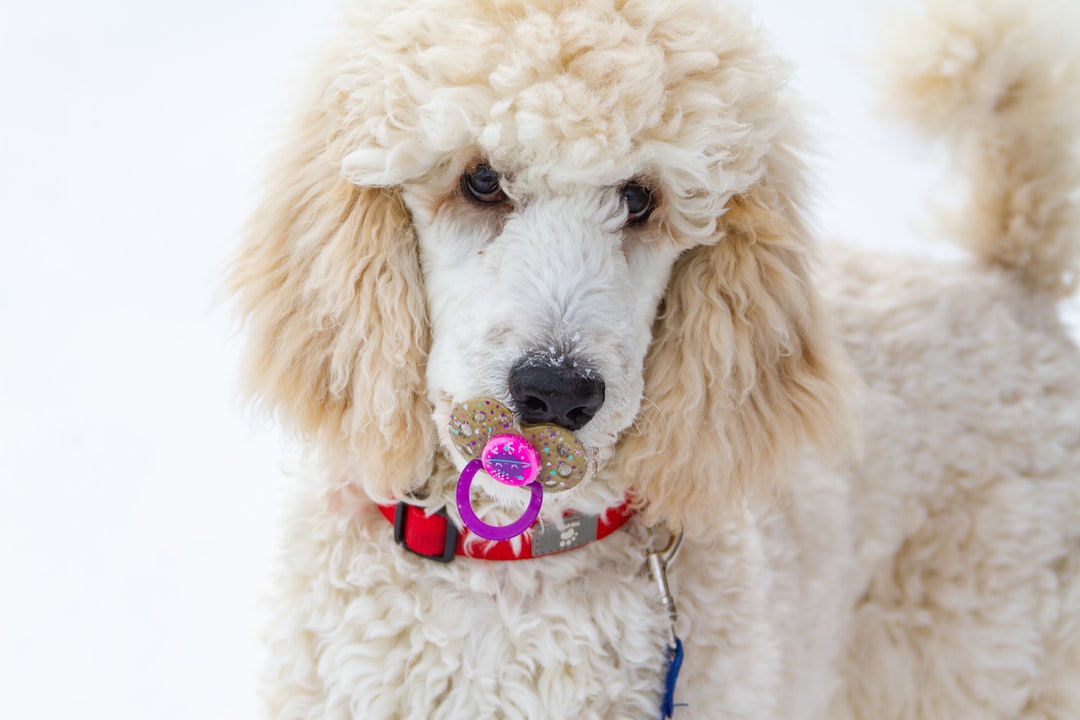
[449,398,592,541]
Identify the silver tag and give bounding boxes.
[532,514,599,557]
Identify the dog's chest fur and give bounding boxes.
[261,462,854,720]
[264,482,680,719]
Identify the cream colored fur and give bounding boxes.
[230,0,1080,717]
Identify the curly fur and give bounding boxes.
[878,0,1080,297]
[230,0,1080,717]
[229,68,435,501]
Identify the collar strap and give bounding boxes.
[377,499,635,562]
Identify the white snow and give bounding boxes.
[0,1,1074,718]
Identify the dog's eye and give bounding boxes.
[621,182,655,225]
[462,164,506,204]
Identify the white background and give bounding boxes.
[1,1,1075,718]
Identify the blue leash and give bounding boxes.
[660,636,685,719]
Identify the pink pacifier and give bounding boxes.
[456,434,545,541]
[449,399,591,541]
[482,434,542,486]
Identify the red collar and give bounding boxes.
[377,499,635,562]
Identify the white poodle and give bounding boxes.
[230,0,1080,717]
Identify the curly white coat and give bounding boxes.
[231,0,1080,717]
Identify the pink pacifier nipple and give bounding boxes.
[481,434,541,486]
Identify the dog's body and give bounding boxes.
[232,0,1080,717]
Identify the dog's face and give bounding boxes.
[335,0,784,477]
[232,0,854,531]
[401,163,682,463]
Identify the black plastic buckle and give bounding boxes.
[393,503,459,564]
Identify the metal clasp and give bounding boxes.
[646,529,685,649]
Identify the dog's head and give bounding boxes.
[231,0,853,533]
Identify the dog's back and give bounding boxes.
[824,1,1080,715]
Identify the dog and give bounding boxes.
[229,0,1080,717]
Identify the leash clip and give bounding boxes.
[647,529,687,718]
[647,529,684,649]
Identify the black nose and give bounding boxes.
[508,359,606,431]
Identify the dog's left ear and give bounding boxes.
[617,142,856,535]
[228,62,435,501]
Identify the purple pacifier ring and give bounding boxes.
[456,459,544,541]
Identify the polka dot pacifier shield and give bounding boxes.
[447,399,515,461]
[448,399,590,492]
[449,398,592,541]
[520,425,589,493]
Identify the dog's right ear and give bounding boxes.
[615,139,857,537]
[228,72,435,501]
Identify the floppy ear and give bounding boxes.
[617,142,856,534]
[228,77,435,501]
